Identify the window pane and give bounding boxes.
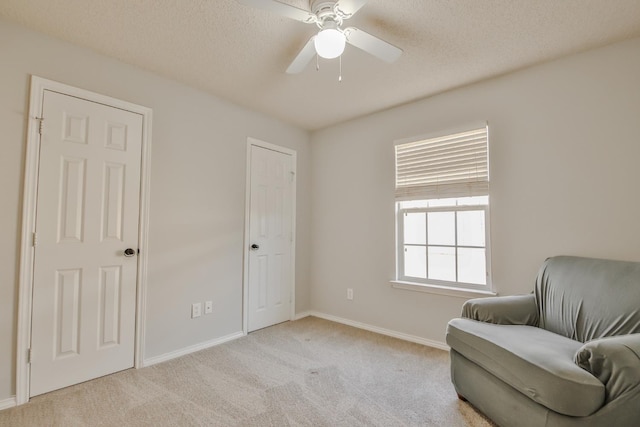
[428,211,455,245]
[428,246,456,282]
[399,200,429,209]
[457,196,489,206]
[404,246,426,278]
[458,248,486,285]
[403,212,426,245]
[426,198,458,207]
[457,210,485,247]
[401,196,488,209]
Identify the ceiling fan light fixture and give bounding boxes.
[314,28,346,59]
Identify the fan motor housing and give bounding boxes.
[310,1,336,12]
[311,0,343,28]
[311,1,337,16]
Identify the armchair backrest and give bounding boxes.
[534,256,640,342]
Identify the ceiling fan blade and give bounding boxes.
[286,37,317,74]
[344,27,403,63]
[334,0,368,18]
[236,0,316,23]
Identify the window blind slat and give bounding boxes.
[395,126,488,200]
[396,134,487,154]
[398,167,488,179]
[397,155,488,173]
[397,171,488,185]
[397,147,487,166]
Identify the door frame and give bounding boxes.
[16,76,153,405]
[242,137,297,335]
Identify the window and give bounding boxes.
[394,125,491,292]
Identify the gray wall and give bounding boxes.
[309,37,640,344]
[0,18,311,401]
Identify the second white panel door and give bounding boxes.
[247,145,294,332]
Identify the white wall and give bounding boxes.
[309,37,640,345]
[0,18,311,401]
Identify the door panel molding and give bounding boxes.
[16,76,153,404]
[243,137,297,335]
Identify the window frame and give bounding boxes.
[396,199,492,292]
[393,122,493,294]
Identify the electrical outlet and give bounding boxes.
[192,302,202,318]
[347,288,354,300]
[204,300,213,314]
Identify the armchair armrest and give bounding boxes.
[461,293,539,326]
[575,333,640,404]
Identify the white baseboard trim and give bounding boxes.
[306,311,449,351]
[0,397,17,411]
[293,310,312,320]
[143,331,245,367]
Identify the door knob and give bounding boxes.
[124,248,136,257]
[250,244,260,251]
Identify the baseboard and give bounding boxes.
[0,396,17,411]
[143,331,245,367]
[306,311,450,351]
[293,310,312,320]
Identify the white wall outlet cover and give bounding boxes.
[205,301,213,314]
[192,302,202,318]
[347,288,354,300]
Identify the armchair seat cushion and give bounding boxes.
[447,318,605,417]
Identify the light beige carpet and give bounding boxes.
[0,316,494,426]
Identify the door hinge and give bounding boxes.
[32,232,38,247]
[289,171,295,183]
[35,116,44,135]
[27,348,32,364]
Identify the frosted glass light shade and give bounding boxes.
[314,28,346,59]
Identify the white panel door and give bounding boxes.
[30,90,142,397]
[247,145,293,332]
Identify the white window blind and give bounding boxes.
[395,126,489,200]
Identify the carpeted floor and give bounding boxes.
[0,316,494,426]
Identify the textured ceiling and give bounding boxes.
[2,0,640,130]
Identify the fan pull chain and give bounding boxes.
[316,54,319,71]
[338,55,342,82]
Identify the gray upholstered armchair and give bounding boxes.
[446,256,640,427]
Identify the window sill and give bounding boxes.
[390,280,497,299]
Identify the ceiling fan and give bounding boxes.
[237,0,403,74]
